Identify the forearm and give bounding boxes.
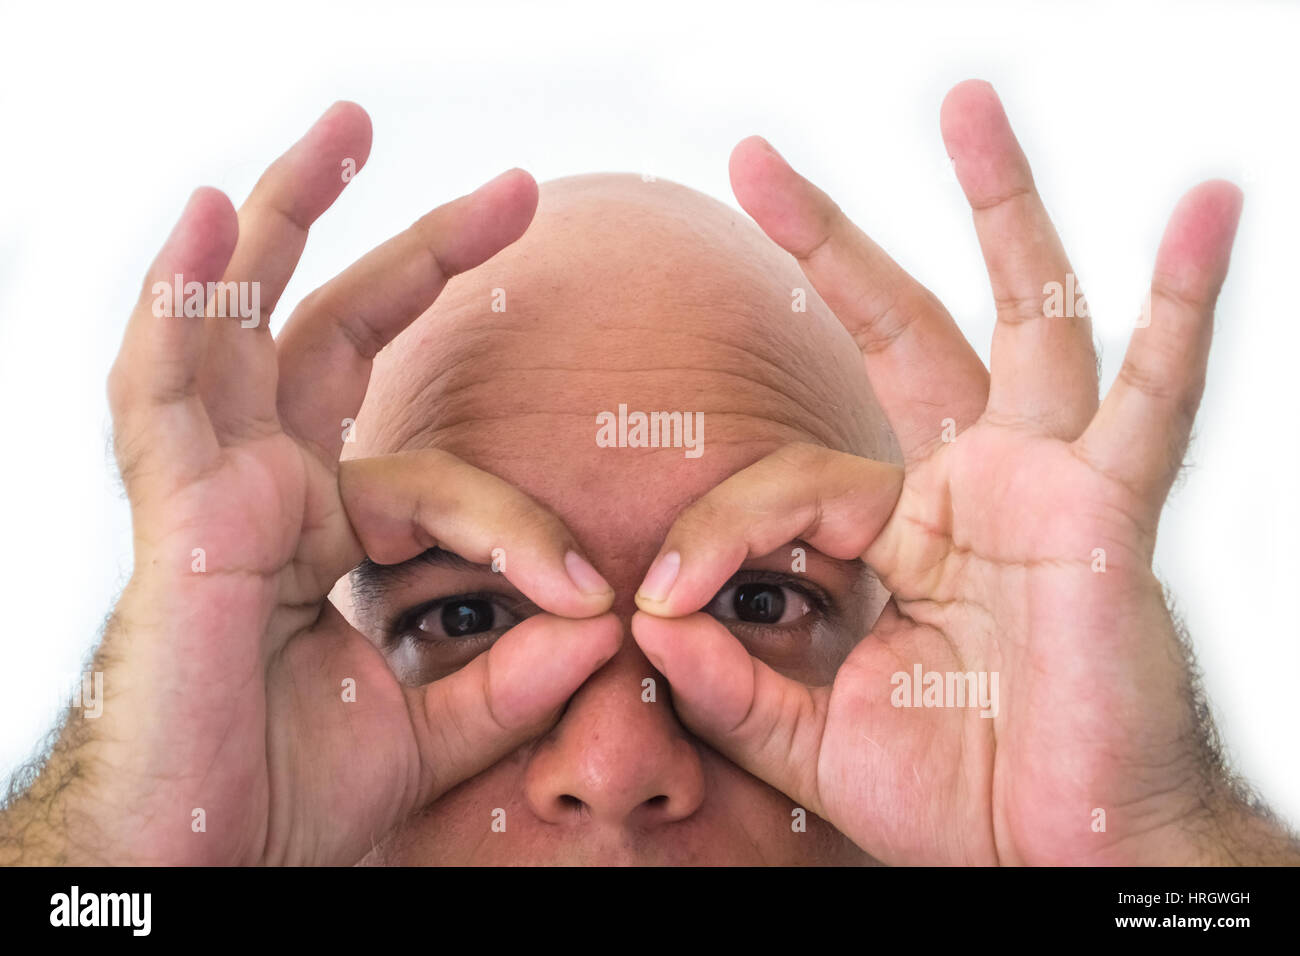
[0,706,115,865]
[1182,783,1300,865]
[1,598,168,867]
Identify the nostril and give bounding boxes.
[646,795,669,810]
[558,794,584,814]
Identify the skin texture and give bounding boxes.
[2,81,1297,866]
[633,85,1300,865]
[341,172,897,864]
[1,106,632,866]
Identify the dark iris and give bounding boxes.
[440,599,495,637]
[733,583,785,624]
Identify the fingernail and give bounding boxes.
[638,551,681,604]
[565,550,612,596]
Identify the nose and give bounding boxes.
[523,637,705,827]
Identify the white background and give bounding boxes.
[2,0,1297,830]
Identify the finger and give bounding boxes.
[338,448,614,618]
[631,611,828,816]
[199,102,373,444]
[417,612,622,803]
[634,442,902,617]
[941,80,1098,438]
[729,135,989,462]
[1076,180,1243,506]
[107,187,239,493]
[275,168,538,461]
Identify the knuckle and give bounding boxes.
[769,441,823,473]
[1117,353,1186,405]
[110,427,148,490]
[677,493,731,539]
[503,497,565,545]
[994,289,1053,327]
[1150,273,1208,316]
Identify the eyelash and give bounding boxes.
[385,590,532,648]
[383,571,835,649]
[710,570,833,634]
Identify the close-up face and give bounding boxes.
[9,4,1300,911]
[338,173,898,864]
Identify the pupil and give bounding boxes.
[733,584,784,624]
[441,599,494,636]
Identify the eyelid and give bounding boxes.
[710,569,833,619]
[386,589,538,645]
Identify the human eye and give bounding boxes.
[388,591,532,649]
[703,569,831,634]
[377,589,543,685]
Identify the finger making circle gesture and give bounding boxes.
[631,80,1284,865]
[13,104,620,865]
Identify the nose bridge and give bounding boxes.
[523,627,705,826]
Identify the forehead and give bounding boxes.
[348,174,885,576]
[356,356,828,585]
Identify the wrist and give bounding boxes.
[0,723,121,865]
[1143,780,1300,865]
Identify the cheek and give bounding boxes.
[749,600,887,687]
[703,756,875,865]
[356,757,532,866]
[806,577,890,683]
[356,747,874,865]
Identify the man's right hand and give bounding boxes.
[0,104,619,865]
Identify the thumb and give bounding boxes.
[630,610,829,817]
[414,612,622,804]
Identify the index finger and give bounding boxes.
[275,168,538,462]
[338,448,615,620]
[634,442,902,618]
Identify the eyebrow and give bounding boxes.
[349,548,490,609]
[348,544,871,614]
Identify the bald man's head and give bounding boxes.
[344,172,894,865]
[352,172,893,468]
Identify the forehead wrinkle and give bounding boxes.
[372,355,860,460]
[394,411,821,465]
[678,328,877,456]
[365,321,879,461]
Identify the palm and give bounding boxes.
[115,433,420,864]
[822,421,1194,863]
[270,607,421,865]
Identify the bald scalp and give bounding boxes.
[349,172,896,468]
